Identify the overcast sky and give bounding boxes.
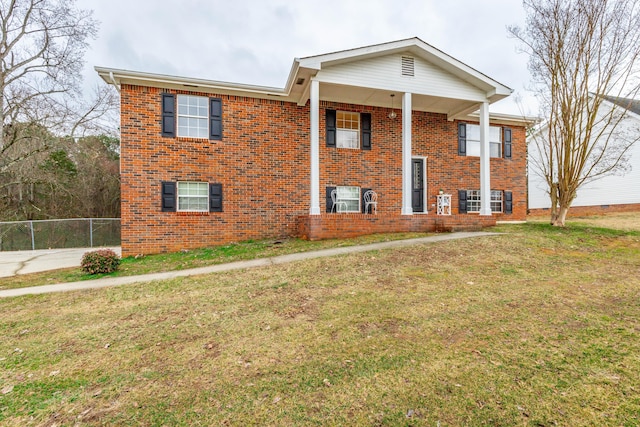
[81,0,537,116]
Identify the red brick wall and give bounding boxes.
[120,85,310,255]
[120,85,527,255]
[319,101,527,219]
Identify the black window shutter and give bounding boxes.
[458,189,468,214]
[209,183,223,212]
[326,110,336,147]
[209,98,223,140]
[458,123,467,155]
[503,127,512,159]
[161,94,175,137]
[326,186,336,213]
[361,113,371,150]
[161,181,176,212]
[362,188,372,213]
[504,191,513,214]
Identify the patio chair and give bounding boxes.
[331,189,348,213]
[363,190,378,214]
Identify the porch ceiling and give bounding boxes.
[318,82,481,118]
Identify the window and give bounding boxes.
[467,125,502,157]
[177,95,209,138]
[466,190,481,213]
[491,191,504,212]
[336,111,360,149]
[337,186,360,212]
[464,124,502,158]
[162,181,222,213]
[466,190,503,213]
[177,181,209,212]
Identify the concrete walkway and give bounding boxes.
[0,232,498,298]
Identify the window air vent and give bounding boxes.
[401,56,415,77]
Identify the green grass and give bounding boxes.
[1,219,639,425]
[0,232,429,290]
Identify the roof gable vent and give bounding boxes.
[401,56,415,77]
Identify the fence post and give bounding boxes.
[90,218,94,248]
[30,221,35,250]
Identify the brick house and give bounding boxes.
[97,38,533,256]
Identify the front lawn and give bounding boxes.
[0,232,429,290]
[1,222,639,425]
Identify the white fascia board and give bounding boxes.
[94,66,290,99]
[465,111,540,127]
[407,41,513,97]
[447,103,483,121]
[281,60,301,93]
[96,61,316,106]
[298,39,414,68]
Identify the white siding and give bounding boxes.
[528,108,640,209]
[316,53,486,101]
[527,137,551,209]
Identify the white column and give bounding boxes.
[479,101,492,216]
[401,92,413,215]
[309,79,321,215]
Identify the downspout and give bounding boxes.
[109,71,121,93]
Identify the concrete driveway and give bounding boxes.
[0,247,121,278]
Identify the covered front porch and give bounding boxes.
[297,39,512,223]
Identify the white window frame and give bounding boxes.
[465,124,502,158]
[490,190,503,213]
[466,190,482,213]
[336,186,360,212]
[177,181,209,212]
[336,111,360,149]
[177,95,208,139]
[466,190,503,213]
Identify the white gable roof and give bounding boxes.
[295,37,512,102]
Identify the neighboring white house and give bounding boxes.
[528,96,640,213]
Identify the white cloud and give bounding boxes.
[82,0,537,115]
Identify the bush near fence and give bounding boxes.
[0,219,120,251]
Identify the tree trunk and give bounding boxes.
[549,182,559,225]
[552,204,570,226]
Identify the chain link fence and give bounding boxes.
[0,218,120,251]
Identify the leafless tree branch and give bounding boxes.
[510,0,640,225]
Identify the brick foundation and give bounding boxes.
[528,203,640,217]
[298,213,497,240]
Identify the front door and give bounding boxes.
[412,158,425,213]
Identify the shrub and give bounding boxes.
[81,249,120,274]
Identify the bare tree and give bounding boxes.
[510,0,640,226]
[0,133,120,220]
[0,0,113,175]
